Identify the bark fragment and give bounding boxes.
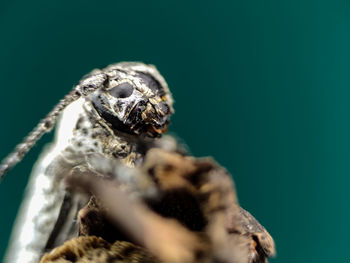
[40,149,275,263]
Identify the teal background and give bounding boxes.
[0,1,349,262]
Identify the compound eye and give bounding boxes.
[108,83,134,98]
[137,72,165,96]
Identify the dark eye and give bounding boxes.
[137,72,165,96]
[108,83,134,98]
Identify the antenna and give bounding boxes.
[0,89,82,181]
[0,69,107,181]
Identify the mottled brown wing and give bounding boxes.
[226,205,276,263]
[40,236,158,263]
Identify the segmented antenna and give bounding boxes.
[0,89,81,181]
[0,69,107,181]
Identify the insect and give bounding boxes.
[1,62,175,263]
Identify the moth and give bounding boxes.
[1,62,175,263]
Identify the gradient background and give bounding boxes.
[0,1,349,262]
